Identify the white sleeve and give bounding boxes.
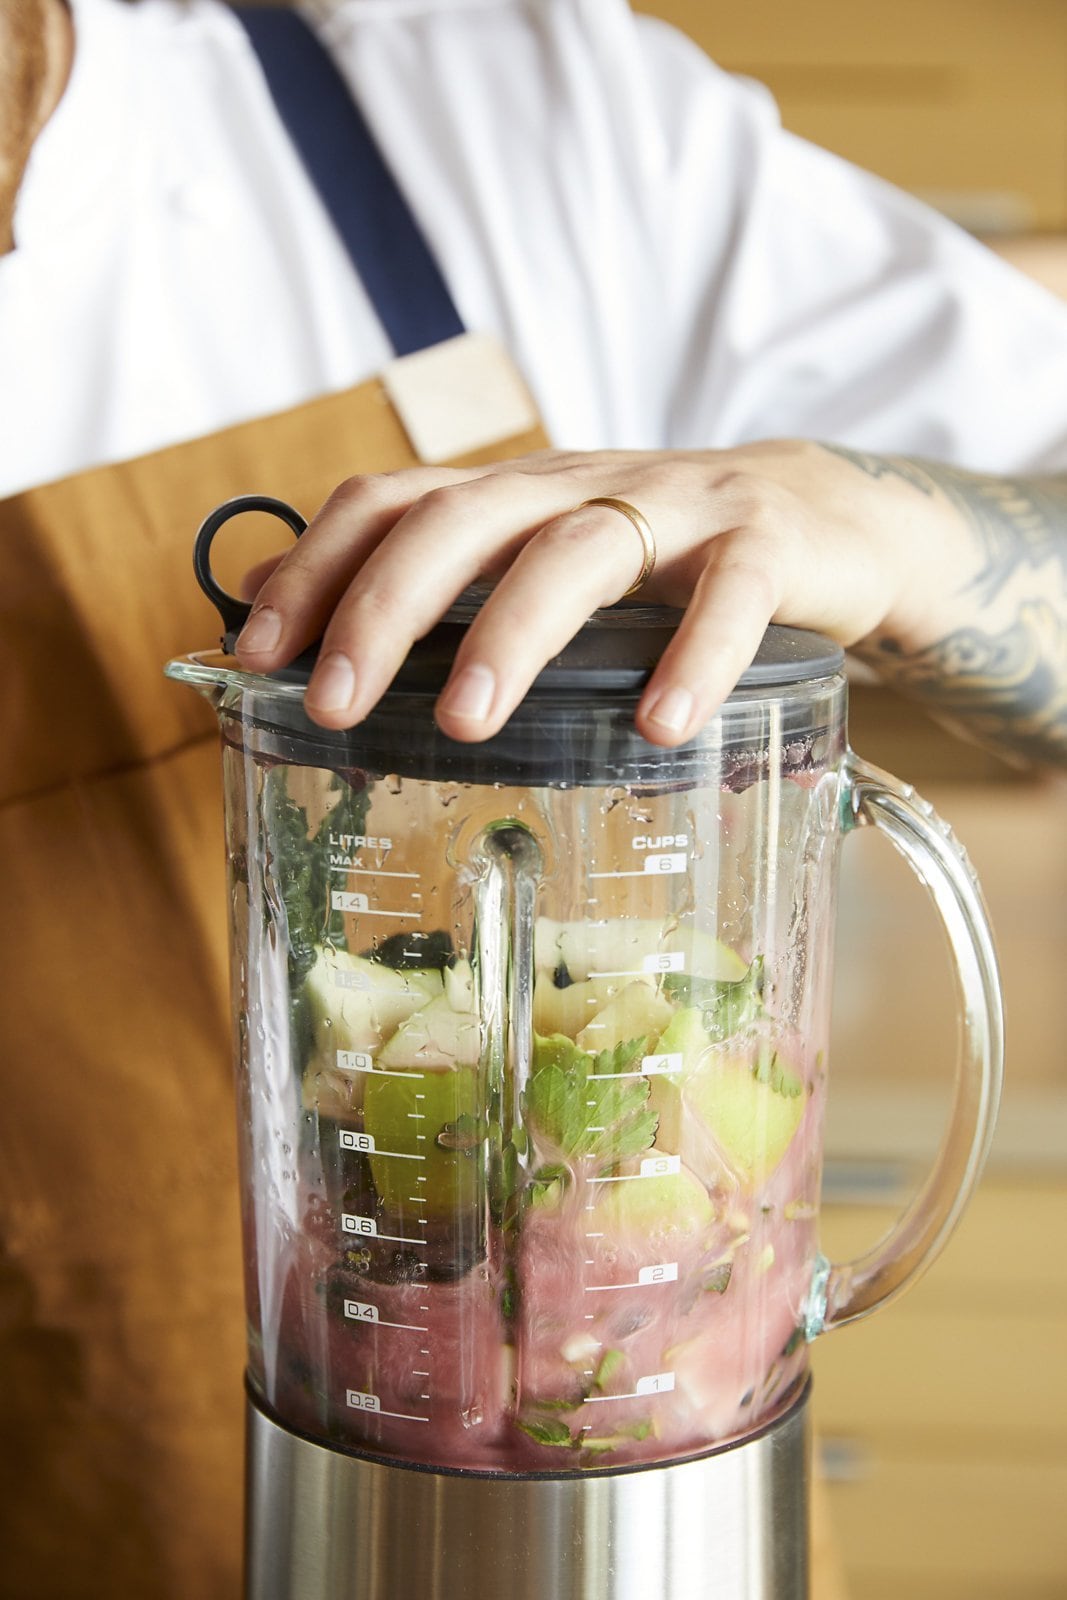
[631,15,1067,473]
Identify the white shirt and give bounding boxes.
[4,0,1067,499]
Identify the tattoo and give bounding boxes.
[819,444,935,499]
[871,603,1067,766]
[823,444,1067,767]
[824,444,1067,602]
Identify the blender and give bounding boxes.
[167,494,1002,1600]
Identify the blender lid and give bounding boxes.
[193,494,845,696]
[276,602,844,696]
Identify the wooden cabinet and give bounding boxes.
[809,692,1067,1596]
[640,0,1067,230]
[813,1180,1067,1598]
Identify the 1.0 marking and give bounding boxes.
[337,1049,423,1081]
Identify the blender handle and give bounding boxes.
[193,494,308,651]
[805,751,1004,1339]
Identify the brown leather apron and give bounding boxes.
[0,378,548,1600]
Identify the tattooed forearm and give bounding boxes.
[865,603,1067,766]
[825,444,1067,767]
[824,445,1067,602]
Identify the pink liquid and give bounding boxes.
[246,1047,823,1472]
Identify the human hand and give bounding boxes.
[234,441,968,746]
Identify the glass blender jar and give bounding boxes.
[168,495,1002,1600]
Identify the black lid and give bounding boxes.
[273,594,844,697]
[194,495,845,787]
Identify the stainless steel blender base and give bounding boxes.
[244,1383,810,1600]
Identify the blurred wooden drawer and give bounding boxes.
[811,1177,1067,1595]
[817,1448,1067,1599]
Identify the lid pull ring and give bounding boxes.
[193,494,308,653]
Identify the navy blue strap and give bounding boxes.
[235,6,465,356]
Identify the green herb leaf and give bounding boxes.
[524,1034,659,1170]
[264,767,370,985]
[593,1348,626,1391]
[702,1262,733,1296]
[753,1044,804,1098]
[516,1417,575,1448]
[662,956,765,1041]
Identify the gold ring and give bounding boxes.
[578,496,657,597]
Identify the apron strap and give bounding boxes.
[234,6,466,357]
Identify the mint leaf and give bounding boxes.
[516,1417,574,1448]
[592,1037,648,1076]
[663,956,764,1041]
[753,1043,803,1098]
[593,1348,625,1391]
[525,1034,658,1171]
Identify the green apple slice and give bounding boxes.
[645,1006,712,1152]
[594,1163,714,1243]
[305,946,443,1057]
[363,1063,481,1216]
[534,918,746,984]
[686,1048,806,1186]
[532,971,622,1041]
[377,991,482,1070]
[575,981,675,1054]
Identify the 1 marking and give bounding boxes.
[584,1372,675,1403]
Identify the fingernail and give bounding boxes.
[439,664,496,722]
[645,686,694,734]
[237,605,282,656]
[307,651,357,715]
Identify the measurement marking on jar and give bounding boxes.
[590,1155,681,1185]
[346,1390,429,1422]
[583,1373,675,1403]
[338,1130,423,1160]
[341,1214,427,1247]
[336,1050,423,1081]
[585,1263,679,1292]
[589,952,685,979]
[343,1302,428,1332]
[330,865,421,880]
[598,1052,683,1081]
[590,854,687,879]
[330,891,423,921]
